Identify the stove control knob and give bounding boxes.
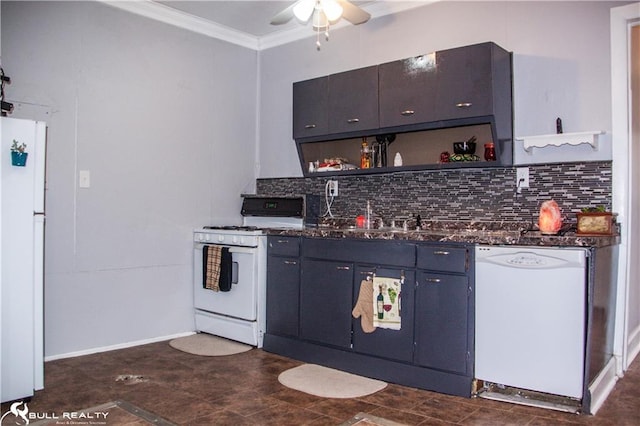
[239,236,245,244]
[204,234,210,242]
[217,235,225,243]
[232,236,238,244]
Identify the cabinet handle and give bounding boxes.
[276,240,289,243]
[336,266,351,270]
[455,102,472,108]
[433,250,450,255]
[401,110,415,116]
[304,124,317,129]
[347,118,360,124]
[425,278,441,283]
[284,260,297,265]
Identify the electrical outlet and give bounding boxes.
[328,180,338,196]
[516,167,530,189]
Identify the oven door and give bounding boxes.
[194,243,258,321]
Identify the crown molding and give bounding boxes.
[100,0,260,50]
[99,0,436,51]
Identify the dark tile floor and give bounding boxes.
[3,340,639,425]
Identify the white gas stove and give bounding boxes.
[192,196,316,347]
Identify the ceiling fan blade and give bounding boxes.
[339,0,371,25]
[270,2,299,25]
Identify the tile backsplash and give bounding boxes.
[256,162,612,225]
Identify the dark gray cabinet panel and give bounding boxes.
[293,77,329,139]
[304,238,415,267]
[300,258,353,348]
[352,266,415,363]
[415,271,470,374]
[379,55,438,128]
[266,255,300,337]
[434,43,494,121]
[328,66,379,134]
[416,245,468,274]
[268,236,301,257]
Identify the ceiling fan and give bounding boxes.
[271,0,371,31]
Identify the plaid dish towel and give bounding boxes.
[203,245,222,292]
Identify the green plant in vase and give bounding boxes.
[10,139,28,166]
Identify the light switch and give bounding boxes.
[79,170,91,188]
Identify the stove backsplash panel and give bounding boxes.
[256,162,612,225]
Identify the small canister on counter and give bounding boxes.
[484,142,496,161]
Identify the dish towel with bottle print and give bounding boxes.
[372,276,402,330]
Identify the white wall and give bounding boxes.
[1,1,258,357]
[258,1,624,178]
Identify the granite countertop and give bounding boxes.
[266,220,620,248]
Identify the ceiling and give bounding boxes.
[103,1,434,50]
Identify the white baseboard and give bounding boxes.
[44,331,196,362]
[588,357,619,415]
[626,324,640,368]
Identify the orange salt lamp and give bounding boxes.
[539,200,563,234]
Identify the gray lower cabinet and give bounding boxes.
[266,237,300,338]
[300,258,353,349]
[352,265,415,363]
[264,236,475,397]
[415,243,472,375]
[415,271,470,374]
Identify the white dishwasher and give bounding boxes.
[474,245,588,400]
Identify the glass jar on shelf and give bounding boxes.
[484,142,496,161]
[360,138,371,169]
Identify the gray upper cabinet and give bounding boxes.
[379,54,438,128]
[434,42,507,121]
[293,77,329,139]
[292,41,513,174]
[328,66,379,134]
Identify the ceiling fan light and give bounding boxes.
[312,8,329,30]
[293,0,315,22]
[320,0,343,22]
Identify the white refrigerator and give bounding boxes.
[1,117,46,403]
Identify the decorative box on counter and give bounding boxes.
[576,211,616,235]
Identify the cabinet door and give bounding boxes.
[300,259,353,348]
[328,66,379,134]
[266,255,300,338]
[434,43,493,121]
[415,271,470,374]
[379,54,438,128]
[352,266,415,363]
[293,77,328,139]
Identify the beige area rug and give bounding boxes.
[27,400,176,425]
[340,412,409,426]
[169,333,252,356]
[278,364,387,398]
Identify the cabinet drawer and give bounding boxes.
[268,236,300,257]
[304,238,415,267]
[417,245,468,273]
